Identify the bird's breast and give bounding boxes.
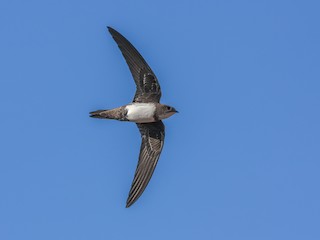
[125,103,156,123]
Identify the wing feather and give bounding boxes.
[126,121,165,207]
[107,27,161,103]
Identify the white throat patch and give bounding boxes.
[125,103,156,123]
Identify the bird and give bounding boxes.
[90,26,178,208]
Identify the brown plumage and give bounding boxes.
[90,26,177,208]
[90,107,127,121]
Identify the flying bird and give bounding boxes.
[90,27,178,208]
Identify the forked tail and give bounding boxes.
[89,107,126,120]
[89,110,109,119]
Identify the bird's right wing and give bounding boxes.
[126,121,165,208]
[107,27,162,103]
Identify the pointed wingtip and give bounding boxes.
[125,200,133,208]
[107,26,115,33]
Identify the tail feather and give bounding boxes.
[89,110,109,118]
[90,107,125,120]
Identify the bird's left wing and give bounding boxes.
[126,121,165,208]
[107,26,162,103]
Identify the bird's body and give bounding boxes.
[90,27,177,207]
[125,103,157,123]
[90,102,176,123]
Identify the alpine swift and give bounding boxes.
[90,27,178,208]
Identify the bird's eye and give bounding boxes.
[166,106,171,111]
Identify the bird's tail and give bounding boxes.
[89,108,125,120]
[89,110,110,119]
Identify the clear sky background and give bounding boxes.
[1,0,320,239]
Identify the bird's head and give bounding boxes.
[158,104,178,120]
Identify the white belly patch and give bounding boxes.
[125,103,156,123]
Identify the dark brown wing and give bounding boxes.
[126,121,165,208]
[107,27,161,103]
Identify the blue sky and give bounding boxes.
[1,0,320,239]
